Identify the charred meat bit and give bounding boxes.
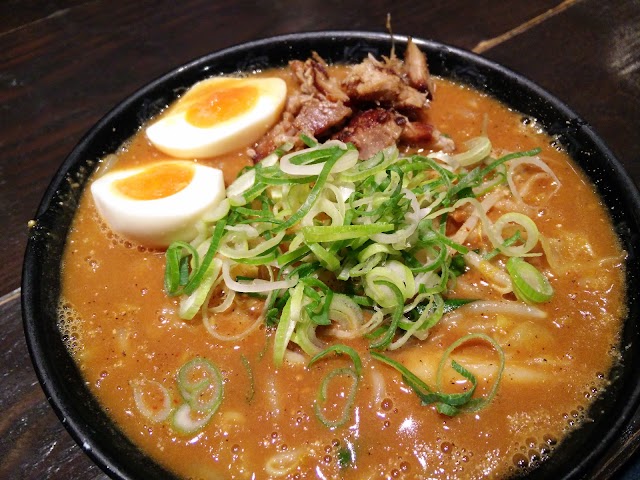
[403,38,435,99]
[293,97,353,137]
[342,54,429,112]
[251,44,451,161]
[252,109,299,159]
[252,54,351,161]
[290,52,350,102]
[334,108,405,159]
[400,120,434,145]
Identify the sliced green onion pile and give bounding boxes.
[161,134,556,419]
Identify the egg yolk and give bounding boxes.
[185,84,259,128]
[114,163,195,200]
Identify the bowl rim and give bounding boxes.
[21,30,640,480]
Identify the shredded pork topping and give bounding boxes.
[252,39,449,161]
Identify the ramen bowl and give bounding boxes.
[22,31,640,479]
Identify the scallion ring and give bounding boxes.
[506,257,554,303]
[176,357,224,413]
[313,367,359,429]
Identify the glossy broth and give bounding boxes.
[59,73,626,479]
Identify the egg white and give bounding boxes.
[90,161,225,247]
[146,77,287,158]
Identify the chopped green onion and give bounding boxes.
[272,153,340,233]
[436,333,505,413]
[448,136,492,167]
[445,148,541,205]
[241,355,255,403]
[369,280,404,350]
[364,261,415,309]
[338,145,398,182]
[328,294,364,331]
[313,367,359,428]
[171,403,214,435]
[490,212,540,257]
[130,378,172,423]
[370,351,459,408]
[172,357,224,435]
[506,257,554,303]
[394,294,444,348]
[337,444,354,469]
[177,357,224,413]
[308,344,362,376]
[300,133,317,147]
[226,168,256,200]
[300,278,334,326]
[448,254,467,276]
[164,241,200,296]
[183,220,226,295]
[484,230,522,260]
[302,224,394,243]
[273,283,304,366]
[292,320,323,356]
[277,245,311,267]
[179,257,222,320]
[371,332,504,415]
[307,242,341,271]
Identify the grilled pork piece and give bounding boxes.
[290,53,350,103]
[293,97,353,137]
[400,120,434,144]
[253,54,352,158]
[342,54,428,112]
[334,108,405,159]
[404,38,435,98]
[251,40,450,161]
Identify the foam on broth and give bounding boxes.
[59,72,626,479]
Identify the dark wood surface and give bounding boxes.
[1,1,639,478]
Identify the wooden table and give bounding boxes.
[1,1,639,478]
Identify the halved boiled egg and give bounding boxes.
[91,161,225,247]
[146,77,287,158]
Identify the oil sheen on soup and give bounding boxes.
[59,57,626,479]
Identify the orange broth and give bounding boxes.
[59,73,626,479]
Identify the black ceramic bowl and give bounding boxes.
[22,31,640,479]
